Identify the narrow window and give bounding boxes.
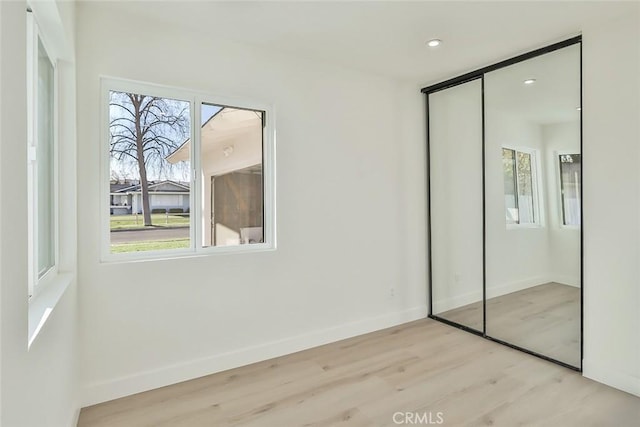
[559,154,581,226]
[502,147,540,226]
[503,148,518,224]
[36,38,55,276]
[27,10,57,296]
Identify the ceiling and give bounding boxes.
[89,1,637,85]
[485,43,581,125]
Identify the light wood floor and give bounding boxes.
[77,319,639,427]
[437,283,580,367]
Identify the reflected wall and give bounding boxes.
[429,79,484,332]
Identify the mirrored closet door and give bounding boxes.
[424,38,582,370]
[429,79,484,332]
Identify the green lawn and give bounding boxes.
[110,238,190,253]
[110,213,190,230]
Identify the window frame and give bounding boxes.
[27,10,59,299]
[556,150,581,229]
[100,77,276,263]
[502,145,543,229]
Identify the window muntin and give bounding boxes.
[502,147,540,226]
[559,154,581,226]
[103,80,273,260]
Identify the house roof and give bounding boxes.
[166,107,263,164]
[111,180,190,194]
[110,182,134,193]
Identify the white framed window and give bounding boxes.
[27,9,58,298]
[502,146,541,227]
[101,78,276,262]
[558,153,581,227]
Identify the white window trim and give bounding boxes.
[100,77,277,263]
[556,149,581,230]
[503,145,544,230]
[27,10,60,300]
[26,2,79,350]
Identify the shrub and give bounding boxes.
[152,208,167,214]
[168,208,184,214]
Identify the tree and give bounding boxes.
[109,91,189,226]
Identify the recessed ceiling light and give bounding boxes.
[523,79,536,85]
[426,39,442,48]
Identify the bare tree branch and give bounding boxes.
[109,90,190,226]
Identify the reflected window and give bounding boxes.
[559,154,581,226]
[502,147,540,225]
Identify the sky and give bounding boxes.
[111,100,224,183]
[202,104,222,126]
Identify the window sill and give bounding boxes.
[100,242,276,265]
[28,272,74,349]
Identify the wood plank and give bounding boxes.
[437,283,581,366]
[78,319,638,427]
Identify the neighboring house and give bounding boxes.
[110,180,190,215]
[167,107,264,246]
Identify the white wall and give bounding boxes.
[0,1,79,426]
[76,2,427,406]
[582,12,640,396]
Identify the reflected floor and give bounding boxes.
[437,283,580,367]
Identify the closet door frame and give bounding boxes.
[423,35,583,372]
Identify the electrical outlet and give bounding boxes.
[389,288,396,297]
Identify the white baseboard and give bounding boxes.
[433,275,580,313]
[486,275,552,299]
[433,276,549,312]
[81,306,428,407]
[552,274,580,288]
[432,290,482,313]
[583,359,640,397]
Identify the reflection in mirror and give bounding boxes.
[484,44,581,367]
[429,79,484,331]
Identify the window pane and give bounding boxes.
[560,154,581,226]
[109,91,191,253]
[37,38,54,277]
[502,148,518,224]
[516,151,535,224]
[200,103,264,247]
